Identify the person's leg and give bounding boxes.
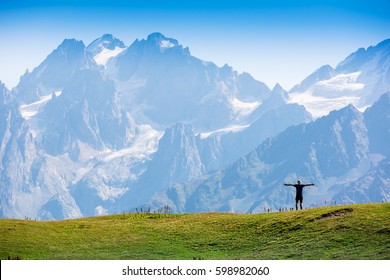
[299,196,303,210]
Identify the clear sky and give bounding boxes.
[1,0,390,90]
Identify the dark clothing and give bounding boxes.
[284,183,313,203]
[293,185,304,197]
[293,185,304,203]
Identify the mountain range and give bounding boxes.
[0,33,389,219]
[289,39,390,118]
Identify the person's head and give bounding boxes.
[297,179,301,185]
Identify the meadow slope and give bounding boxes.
[1,203,389,260]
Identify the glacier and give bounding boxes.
[289,39,390,118]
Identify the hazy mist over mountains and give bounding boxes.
[0,33,389,219]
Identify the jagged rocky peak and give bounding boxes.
[266,83,288,104]
[87,34,126,55]
[336,38,390,73]
[256,83,288,111]
[111,32,192,82]
[126,32,190,56]
[236,72,270,102]
[220,63,233,74]
[290,64,336,92]
[58,38,84,49]
[50,39,88,61]
[159,123,197,149]
[271,83,287,95]
[0,82,11,105]
[146,32,179,49]
[44,38,97,68]
[13,38,97,104]
[312,64,336,79]
[326,103,362,121]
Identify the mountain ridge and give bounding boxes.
[289,38,390,118]
[0,33,389,219]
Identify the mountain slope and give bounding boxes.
[289,38,390,118]
[0,83,37,217]
[122,123,205,210]
[198,84,312,169]
[13,39,98,105]
[364,92,390,157]
[333,92,390,204]
[37,69,137,156]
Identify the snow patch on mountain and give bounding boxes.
[93,46,126,66]
[230,97,261,116]
[288,91,361,119]
[103,124,163,161]
[160,39,176,49]
[20,91,62,120]
[199,124,250,139]
[315,72,364,93]
[289,72,365,118]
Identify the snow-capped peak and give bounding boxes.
[87,34,127,66]
[146,32,180,52]
[87,34,126,55]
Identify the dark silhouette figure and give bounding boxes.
[284,179,314,210]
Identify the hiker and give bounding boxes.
[284,179,315,210]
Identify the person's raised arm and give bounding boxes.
[284,183,294,186]
[303,183,315,186]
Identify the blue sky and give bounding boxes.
[1,0,390,90]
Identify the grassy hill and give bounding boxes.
[1,203,389,260]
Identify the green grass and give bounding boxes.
[1,203,389,260]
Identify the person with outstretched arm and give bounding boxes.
[284,179,315,210]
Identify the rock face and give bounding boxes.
[37,70,136,156]
[106,32,272,131]
[0,34,389,219]
[333,92,390,205]
[13,39,98,105]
